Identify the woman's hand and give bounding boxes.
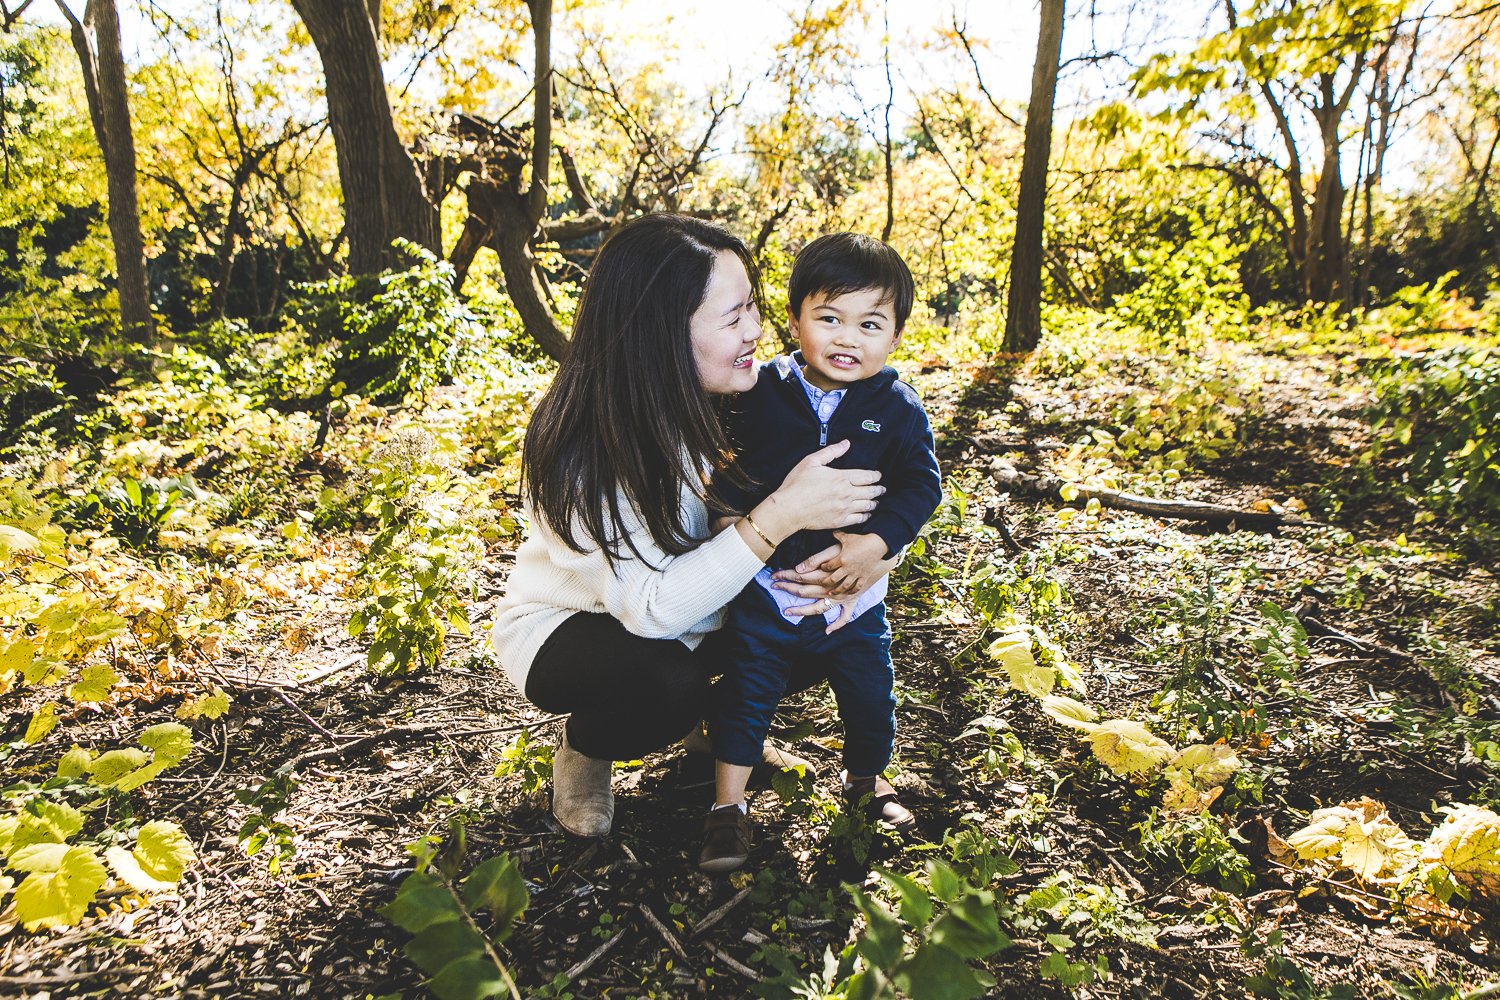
[750,439,883,540]
[772,537,901,632]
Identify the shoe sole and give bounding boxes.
[548,793,613,838]
[698,854,749,873]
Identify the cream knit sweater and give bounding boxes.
[490,480,767,695]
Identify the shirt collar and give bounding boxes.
[787,357,845,402]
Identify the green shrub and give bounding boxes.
[292,240,484,406]
[1368,344,1500,527]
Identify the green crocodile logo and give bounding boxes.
[861,419,881,432]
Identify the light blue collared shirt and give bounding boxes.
[754,363,888,626]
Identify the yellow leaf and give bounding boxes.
[13,845,107,930]
[1288,807,1360,860]
[1422,804,1500,898]
[1163,744,1240,814]
[1287,799,1416,881]
[0,637,34,677]
[1086,719,1174,776]
[988,629,1055,697]
[86,748,150,787]
[175,688,230,720]
[1040,695,1099,731]
[23,703,59,744]
[0,524,40,566]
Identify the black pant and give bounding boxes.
[525,611,825,762]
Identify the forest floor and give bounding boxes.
[3,335,1498,999]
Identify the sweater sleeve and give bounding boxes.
[857,402,943,559]
[546,493,766,640]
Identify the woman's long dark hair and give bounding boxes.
[522,214,762,566]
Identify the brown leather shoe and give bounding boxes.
[843,775,915,830]
[698,805,753,873]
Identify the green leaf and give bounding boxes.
[424,954,509,1000]
[849,888,905,969]
[14,844,108,930]
[23,702,58,744]
[381,871,463,934]
[877,867,932,928]
[927,892,1010,960]
[86,748,150,786]
[927,860,962,903]
[56,745,93,778]
[22,655,65,686]
[404,921,489,978]
[67,664,121,703]
[891,942,990,1000]
[462,855,528,940]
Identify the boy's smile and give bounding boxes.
[788,286,903,391]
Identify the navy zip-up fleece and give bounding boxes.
[713,353,943,572]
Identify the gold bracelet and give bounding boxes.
[742,513,775,550]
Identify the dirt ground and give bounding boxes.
[3,349,1497,999]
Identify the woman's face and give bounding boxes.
[690,250,762,395]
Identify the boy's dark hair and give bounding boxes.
[787,233,914,329]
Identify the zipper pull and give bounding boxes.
[819,421,829,447]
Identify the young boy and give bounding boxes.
[700,233,943,873]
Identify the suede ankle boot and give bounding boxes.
[551,734,614,837]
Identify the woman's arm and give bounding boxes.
[550,441,885,640]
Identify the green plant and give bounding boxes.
[1242,929,1356,999]
[1368,344,1500,528]
[760,860,1012,1000]
[1136,808,1254,893]
[1111,211,1248,352]
[1007,870,1158,988]
[293,240,484,406]
[71,475,196,548]
[0,728,197,932]
[236,772,300,875]
[381,823,529,1000]
[348,427,492,675]
[492,730,553,796]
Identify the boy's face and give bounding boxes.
[788,286,902,391]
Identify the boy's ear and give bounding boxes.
[786,303,800,337]
[892,326,904,346]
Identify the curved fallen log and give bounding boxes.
[989,458,1316,530]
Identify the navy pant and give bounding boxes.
[712,583,895,777]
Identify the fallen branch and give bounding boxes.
[689,886,752,938]
[636,904,688,962]
[562,930,626,983]
[705,943,762,981]
[289,716,565,769]
[1293,609,1415,663]
[965,433,1068,452]
[990,459,1314,530]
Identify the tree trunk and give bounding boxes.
[290,0,439,274]
[1003,0,1064,353]
[57,0,153,341]
[1304,75,1348,304]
